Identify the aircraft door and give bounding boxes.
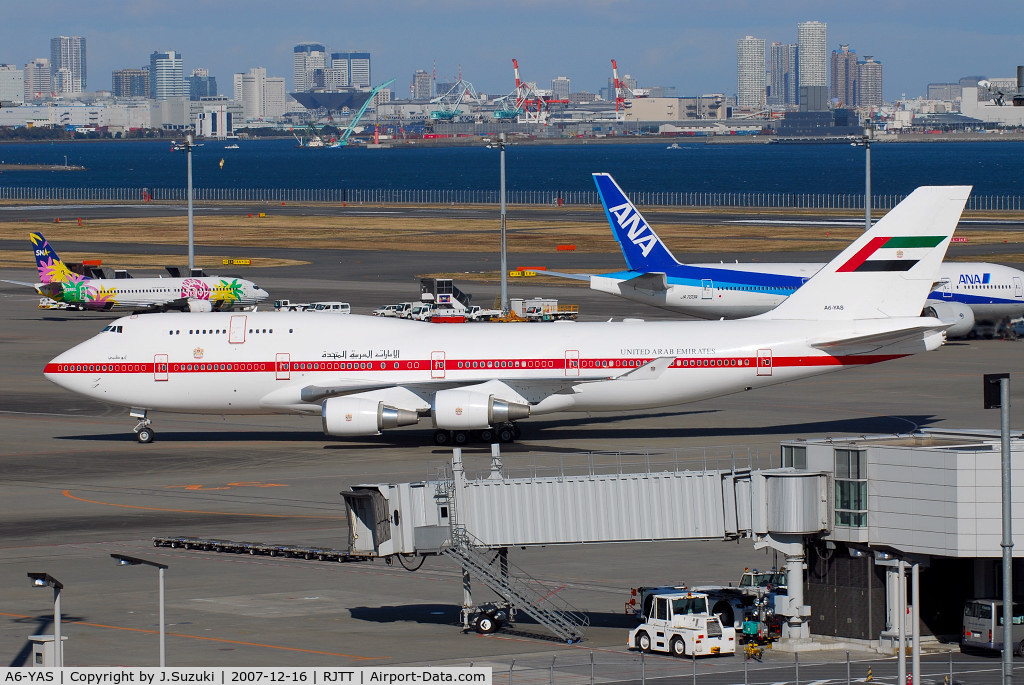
[939,279,953,299]
[229,315,247,343]
[154,354,169,381]
[564,349,580,376]
[276,353,290,380]
[701,279,713,299]
[1015,276,1022,298]
[757,349,773,377]
[431,351,446,379]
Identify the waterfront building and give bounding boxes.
[194,96,237,138]
[830,44,857,107]
[149,50,187,100]
[857,56,883,108]
[0,65,25,104]
[112,68,149,98]
[233,67,286,121]
[293,43,326,93]
[24,58,51,101]
[551,76,571,101]
[50,35,86,93]
[330,51,371,88]
[736,36,766,109]
[412,69,432,100]
[797,21,827,101]
[189,68,217,100]
[928,83,961,101]
[769,42,797,106]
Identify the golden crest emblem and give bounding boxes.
[193,347,204,359]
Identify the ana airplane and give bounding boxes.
[546,174,1024,337]
[45,185,969,444]
[9,233,269,313]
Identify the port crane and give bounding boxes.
[430,79,478,120]
[331,78,397,147]
[611,59,638,121]
[492,59,568,125]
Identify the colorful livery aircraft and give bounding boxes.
[46,185,968,444]
[546,173,1024,337]
[14,233,268,312]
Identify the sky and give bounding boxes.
[6,0,1022,103]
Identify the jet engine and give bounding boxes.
[922,300,975,338]
[187,299,214,313]
[321,397,420,436]
[432,389,530,430]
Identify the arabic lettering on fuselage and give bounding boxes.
[322,349,401,359]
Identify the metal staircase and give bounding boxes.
[435,467,589,643]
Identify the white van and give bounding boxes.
[304,301,351,314]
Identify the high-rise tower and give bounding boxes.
[50,36,86,93]
[769,42,797,106]
[149,50,186,99]
[830,44,858,107]
[857,56,883,108]
[736,35,766,109]
[24,58,52,100]
[797,20,827,108]
[293,43,326,93]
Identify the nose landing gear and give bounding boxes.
[131,409,155,443]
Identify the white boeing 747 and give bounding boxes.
[45,185,970,444]
[545,174,1024,337]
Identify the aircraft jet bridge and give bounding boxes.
[341,447,830,642]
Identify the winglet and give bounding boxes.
[593,173,680,272]
[755,186,971,321]
[30,232,76,285]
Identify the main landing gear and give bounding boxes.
[131,409,155,444]
[433,422,521,446]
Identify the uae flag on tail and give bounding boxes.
[837,235,947,272]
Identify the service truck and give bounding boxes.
[466,305,502,321]
[511,297,579,322]
[274,299,308,312]
[628,591,736,657]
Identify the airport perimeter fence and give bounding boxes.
[466,649,1007,685]
[2,185,1023,211]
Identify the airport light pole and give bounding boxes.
[489,133,509,314]
[28,573,63,667]
[984,373,1013,685]
[852,121,874,231]
[111,554,168,667]
[182,134,196,272]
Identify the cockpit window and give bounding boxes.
[102,325,124,333]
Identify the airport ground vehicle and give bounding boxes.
[304,301,351,314]
[511,297,579,321]
[962,598,1024,654]
[274,299,308,312]
[408,303,435,321]
[628,591,736,657]
[395,302,414,318]
[372,304,402,317]
[466,305,502,321]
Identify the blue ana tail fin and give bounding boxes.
[592,173,680,272]
[30,232,76,285]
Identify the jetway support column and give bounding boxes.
[754,533,810,640]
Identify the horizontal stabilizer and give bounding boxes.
[624,272,668,291]
[809,323,949,355]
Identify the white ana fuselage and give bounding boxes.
[45,312,943,427]
[38,275,269,311]
[592,262,1024,322]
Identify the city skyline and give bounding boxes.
[3,0,1021,102]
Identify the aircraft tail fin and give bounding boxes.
[756,185,971,321]
[30,232,76,285]
[593,173,680,272]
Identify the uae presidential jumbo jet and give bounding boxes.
[7,233,269,312]
[545,174,1024,337]
[45,184,969,444]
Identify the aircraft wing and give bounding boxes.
[0,279,40,289]
[299,358,677,405]
[543,270,593,282]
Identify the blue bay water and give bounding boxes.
[1,139,1022,196]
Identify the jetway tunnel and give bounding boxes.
[340,447,831,640]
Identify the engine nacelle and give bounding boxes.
[432,389,531,430]
[321,397,420,436]
[187,299,214,313]
[922,299,975,338]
